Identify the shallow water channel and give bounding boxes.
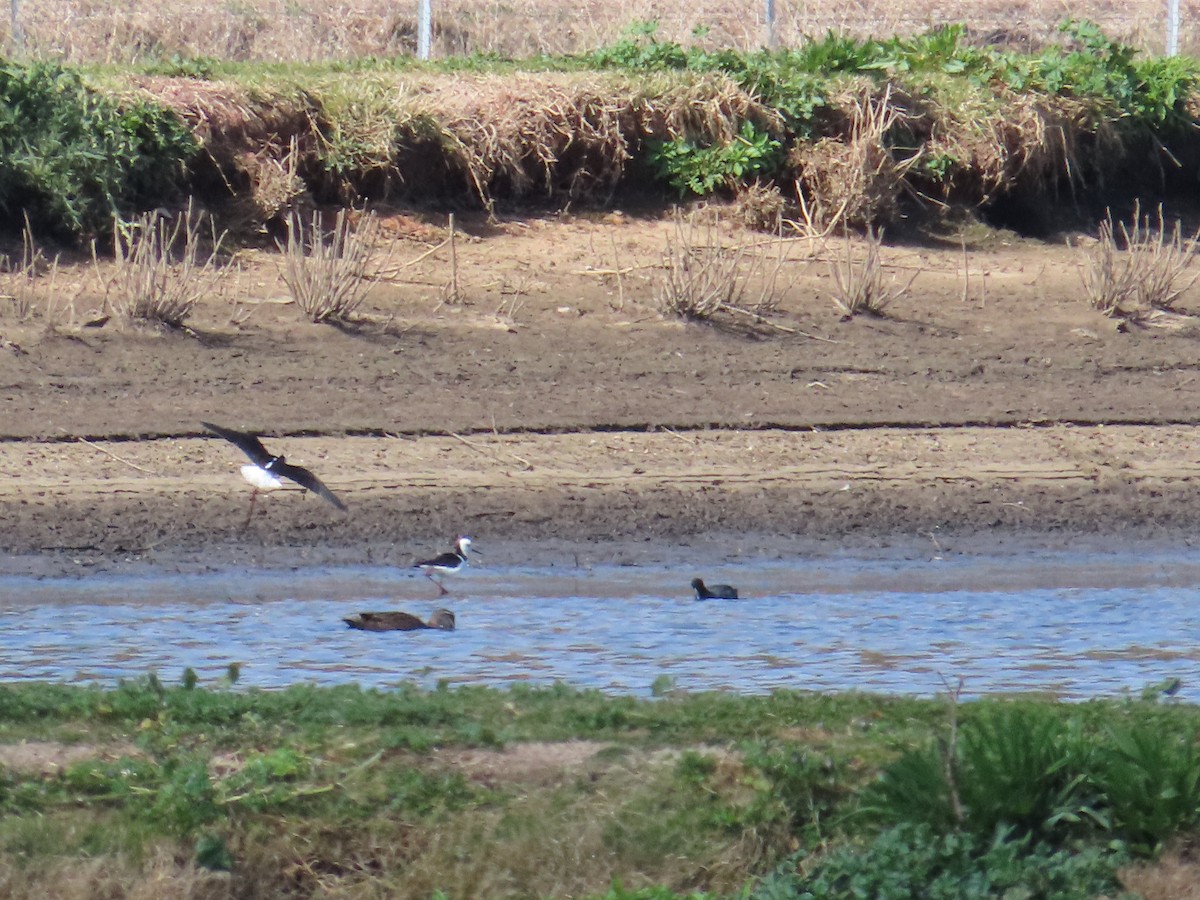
[3,545,1199,699]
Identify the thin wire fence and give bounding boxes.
[3,0,1195,62]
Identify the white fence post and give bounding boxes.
[10,0,23,51]
[765,0,777,50]
[417,0,432,60]
[1167,0,1180,55]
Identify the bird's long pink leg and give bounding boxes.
[242,488,259,530]
[425,570,449,596]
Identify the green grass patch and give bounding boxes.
[1,681,1198,897]
[0,61,196,240]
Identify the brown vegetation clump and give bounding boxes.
[790,84,917,233]
[130,71,775,222]
[643,73,779,146]
[734,182,787,232]
[104,200,228,327]
[827,227,916,317]
[402,72,770,213]
[130,77,319,232]
[0,221,64,324]
[278,209,384,323]
[921,91,1115,205]
[412,74,637,212]
[655,211,783,321]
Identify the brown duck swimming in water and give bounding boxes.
[691,578,739,600]
[343,609,456,632]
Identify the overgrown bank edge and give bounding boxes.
[3,21,1200,242]
[1,678,1198,897]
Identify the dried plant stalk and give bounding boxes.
[1079,202,1200,318]
[109,200,226,327]
[278,209,382,323]
[827,227,914,317]
[2,217,62,323]
[655,211,784,321]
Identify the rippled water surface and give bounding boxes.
[3,547,1200,698]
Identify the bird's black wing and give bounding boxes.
[274,460,348,510]
[415,550,460,569]
[202,421,272,466]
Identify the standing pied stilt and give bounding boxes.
[691,577,739,600]
[202,421,347,527]
[414,536,479,596]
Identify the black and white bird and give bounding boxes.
[414,536,478,596]
[202,421,347,526]
[691,577,739,600]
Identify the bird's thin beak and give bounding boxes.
[470,547,483,556]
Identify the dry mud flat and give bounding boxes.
[2,425,1200,575]
[3,214,1200,574]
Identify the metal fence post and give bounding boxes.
[417,0,432,60]
[765,0,777,50]
[10,0,23,51]
[1167,0,1180,55]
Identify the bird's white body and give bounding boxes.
[240,464,283,491]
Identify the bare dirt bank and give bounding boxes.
[3,212,1200,575]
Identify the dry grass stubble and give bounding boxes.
[106,200,229,327]
[827,227,917,317]
[1078,202,1200,320]
[655,210,787,322]
[0,220,69,326]
[278,208,385,323]
[413,72,768,213]
[5,0,1188,62]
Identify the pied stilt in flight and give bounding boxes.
[202,421,347,527]
[414,536,479,596]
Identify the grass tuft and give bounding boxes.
[105,199,228,327]
[1078,201,1200,320]
[655,211,783,322]
[278,208,384,323]
[826,227,914,317]
[0,218,66,325]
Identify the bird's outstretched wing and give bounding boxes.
[202,421,272,466]
[274,460,348,511]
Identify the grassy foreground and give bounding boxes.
[1,677,1198,898]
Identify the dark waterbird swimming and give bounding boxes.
[202,421,347,526]
[343,609,456,632]
[691,577,739,600]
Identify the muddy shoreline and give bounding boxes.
[3,425,1199,579]
[5,215,1200,577]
